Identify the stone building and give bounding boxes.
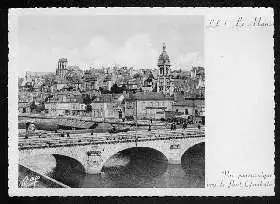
[172,96,205,117]
[124,92,174,120]
[44,92,86,116]
[18,102,31,114]
[91,96,123,121]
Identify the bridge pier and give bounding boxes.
[86,167,102,174]
[84,156,104,174]
[168,158,181,165]
[85,165,102,174]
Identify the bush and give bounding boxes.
[125,116,134,121]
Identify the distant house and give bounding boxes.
[55,78,68,91]
[142,74,155,92]
[68,77,85,92]
[33,79,44,92]
[18,78,25,91]
[124,92,174,120]
[172,96,205,117]
[44,92,86,116]
[18,102,31,114]
[91,95,123,120]
[124,98,136,119]
[84,71,97,91]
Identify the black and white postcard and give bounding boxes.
[8,8,274,196]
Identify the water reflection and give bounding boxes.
[100,147,168,187]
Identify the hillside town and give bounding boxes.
[18,43,205,128]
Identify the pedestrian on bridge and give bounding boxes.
[60,131,65,137]
[171,122,176,130]
[183,121,187,129]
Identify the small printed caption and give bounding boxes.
[207,16,273,29]
[20,175,40,188]
[207,171,273,189]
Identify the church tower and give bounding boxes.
[158,43,171,76]
[56,58,68,78]
[157,43,173,95]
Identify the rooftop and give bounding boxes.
[128,92,174,101]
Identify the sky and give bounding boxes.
[17,14,204,76]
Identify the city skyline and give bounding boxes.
[17,15,204,77]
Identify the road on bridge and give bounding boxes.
[18,127,205,150]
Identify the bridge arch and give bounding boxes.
[181,142,205,175]
[51,154,86,187]
[52,154,86,174]
[21,152,86,182]
[100,147,169,177]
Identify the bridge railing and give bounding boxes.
[18,128,205,150]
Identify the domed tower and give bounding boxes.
[157,43,173,95]
[158,43,171,76]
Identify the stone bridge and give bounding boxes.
[19,129,205,174]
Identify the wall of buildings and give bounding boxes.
[91,102,104,119]
[45,102,86,116]
[124,100,136,119]
[136,100,173,119]
[172,99,204,116]
[91,102,121,120]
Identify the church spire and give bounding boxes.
[163,42,166,51]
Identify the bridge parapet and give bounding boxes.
[18,128,204,150]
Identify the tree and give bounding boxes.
[133,73,142,79]
[30,101,36,113]
[85,104,92,113]
[91,95,97,101]
[111,83,126,94]
[35,102,45,113]
[82,94,92,105]
[43,73,56,87]
[25,82,34,92]
[152,83,157,92]
[110,84,121,93]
